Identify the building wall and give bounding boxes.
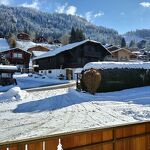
[39,68,82,80]
[35,41,110,70]
[116,51,130,61]
[28,46,49,52]
[1,49,31,68]
[17,33,31,41]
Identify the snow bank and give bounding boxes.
[0,87,28,102]
[0,65,18,70]
[0,86,149,142]
[0,38,9,51]
[83,62,150,70]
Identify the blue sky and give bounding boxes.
[0,0,150,34]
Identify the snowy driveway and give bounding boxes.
[0,86,149,142]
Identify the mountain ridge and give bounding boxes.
[0,5,122,45]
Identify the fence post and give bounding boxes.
[57,139,63,150]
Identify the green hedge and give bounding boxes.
[80,68,150,92]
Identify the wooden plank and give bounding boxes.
[115,135,147,150]
[28,143,35,150]
[35,142,43,150]
[115,123,146,139]
[45,138,58,150]
[27,141,43,150]
[9,144,18,150]
[17,144,26,150]
[146,135,150,150]
[62,135,74,148]
[70,143,113,150]
[91,129,113,143]
[0,146,7,150]
[146,122,150,133]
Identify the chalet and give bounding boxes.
[105,48,137,61]
[53,39,62,47]
[0,65,18,86]
[107,45,120,52]
[17,32,31,41]
[34,36,48,43]
[0,48,31,69]
[27,45,49,58]
[34,39,111,79]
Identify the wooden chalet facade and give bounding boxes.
[28,46,49,58]
[28,46,49,53]
[34,40,111,79]
[107,45,119,52]
[17,32,31,41]
[34,37,48,43]
[0,48,31,69]
[0,65,18,86]
[105,47,137,62]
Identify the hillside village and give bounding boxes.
[0,3,150,150]
[0,31,150,87]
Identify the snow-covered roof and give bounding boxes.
[16,41,59,52]
[0,38,10,51]
[0,47,31,54]
[34,39,109,60]
[0,65,18,70]
[32,51,48,57]
[83,61,150,70]
[111,48,134,55]
[132,51,141,55]
[74,68,83,74]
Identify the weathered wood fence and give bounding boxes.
[0,121,150,150]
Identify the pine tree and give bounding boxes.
[76,28,85,42]
[60,34,69,45]
[9,38,16,48]
[6,33,16,48]
[121,37,126,48]
[129,40,135,48]
[69,27,85,43]
[69,27,76,43]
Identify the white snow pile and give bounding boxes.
[0,73,69,92]
[83,61,150,70]
[0,86,149,142]
[0,87,28,102]
[0,38,9,51]
[0,65,18,70]
[16,41,59,51]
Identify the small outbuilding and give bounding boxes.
[0,65,18,86]
[34,36,48,43]
[17,32,31,41]
[105,48,137,61]
[79,62,150,92]
[27,45,49,58]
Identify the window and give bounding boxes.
[1,73,11,78]
[48,70,52,73]
[13,53,23,58]
[5,53,10,58]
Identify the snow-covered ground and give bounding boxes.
[0,86,149,142]
[0,73,69,92]
[0,38,9,51]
